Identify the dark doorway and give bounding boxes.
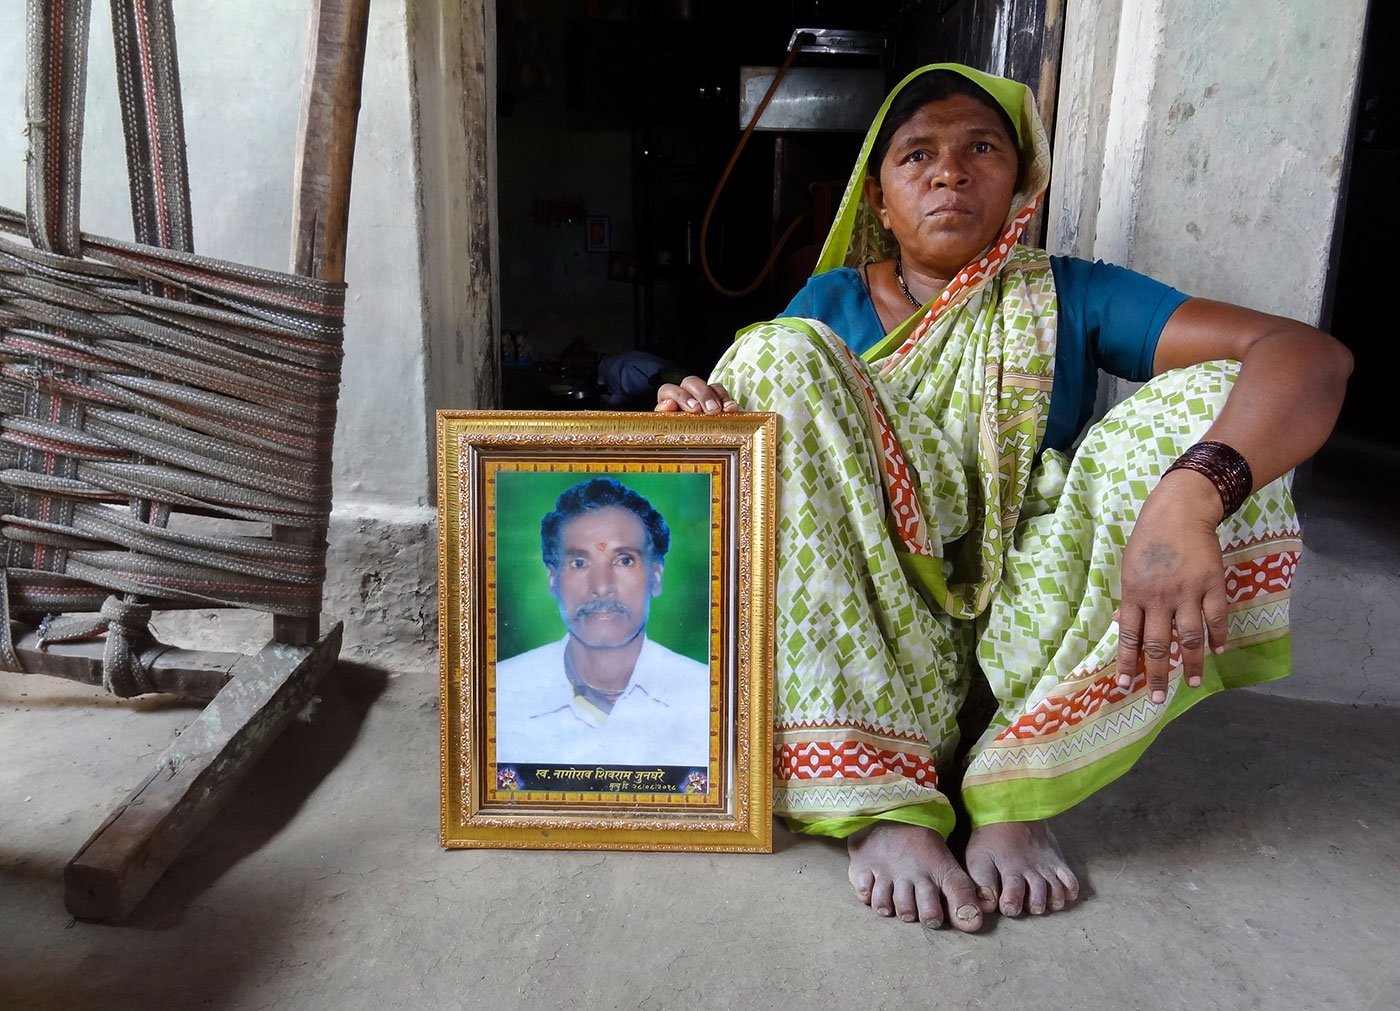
[494,0,1059,411]
[1322,0,1396,445]
[1297,0,1398,566]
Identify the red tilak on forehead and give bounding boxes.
[597,541,607,551]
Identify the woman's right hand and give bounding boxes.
[654,376,739,414]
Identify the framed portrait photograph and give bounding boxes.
[438,411,777,852]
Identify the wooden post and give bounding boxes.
[1027,0,1067,248]
[275,0,372,646]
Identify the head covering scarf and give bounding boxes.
[816,63,1049,278]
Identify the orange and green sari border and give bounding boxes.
[961,635,1291,826]
[777,635,1289,838]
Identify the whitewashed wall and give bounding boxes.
[1050,0,1367,323]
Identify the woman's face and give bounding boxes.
[864,93,1020,279]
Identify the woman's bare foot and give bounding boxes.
[847,822,984,931]
[963,820,1080,917]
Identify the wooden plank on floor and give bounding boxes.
[62,621,343,922]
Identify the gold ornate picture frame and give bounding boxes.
[438,411,776,852]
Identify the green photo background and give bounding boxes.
[495,470,713,664]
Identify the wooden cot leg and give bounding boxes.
[274,0,372,648]
[62,621,344,922]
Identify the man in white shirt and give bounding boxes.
[495,477,712,768]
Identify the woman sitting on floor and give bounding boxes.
[656,64,1352,932]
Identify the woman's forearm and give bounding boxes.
[1150,298,1354,497]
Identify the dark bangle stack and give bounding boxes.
[1164,440,1254,520]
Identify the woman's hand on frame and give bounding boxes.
[654,376,739,414]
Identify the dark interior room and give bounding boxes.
[495,0,1057,409]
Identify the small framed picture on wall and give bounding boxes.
[585,215,611,253]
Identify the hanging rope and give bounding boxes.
[698,39,810,298]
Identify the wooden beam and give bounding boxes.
[63,621,343,922]
[276,0,371,646]
[8,623,247,700]
[9,629,242,701]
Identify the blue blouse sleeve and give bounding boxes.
[1052,256,1189,381]
[1044,256,1190,453]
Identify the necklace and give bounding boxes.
[894,253,922,309]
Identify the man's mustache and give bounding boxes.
[573,598,630,619]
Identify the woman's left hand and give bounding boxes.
[1114,468,1231,703]
[1113,297,1353,704]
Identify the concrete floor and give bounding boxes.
[3,669,1396,1010]
[2,432,1397,1011]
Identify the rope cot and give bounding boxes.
[1,0,345,690]
[2,0,370,922]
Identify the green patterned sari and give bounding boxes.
[712,65,1299,837]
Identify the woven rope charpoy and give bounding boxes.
[0,0,345,685]
[35,596,170,697]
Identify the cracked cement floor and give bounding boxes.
[1,434,1396,1011]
